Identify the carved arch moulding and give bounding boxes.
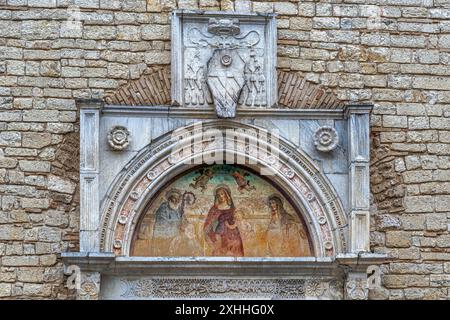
[100,120,347,257]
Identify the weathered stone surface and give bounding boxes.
[141,24,170,40]
[22,132,52,149]
[0,226,24,240]
[386,231,411,248]
[2,256,39,267]
[384,275,430,288]
[0,283,12,298]
[37,227,62,243]
[48,175,76,194]
[0,0,447,301]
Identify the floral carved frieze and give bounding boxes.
[120,278,343,300]
[77,272,101,300]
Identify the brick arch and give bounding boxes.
[104,67,345,109]
[277,71,345,109]
[104,66,171,106]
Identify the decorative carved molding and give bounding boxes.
[99,121,348,256]
[345,277,368,300]
[104,66,171,106]
[79,103,101,252]
[277,71,345,109]
[120,278,343,300]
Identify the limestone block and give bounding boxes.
[74,0,99,9]
[426,213,447,231]
[21,197,50,209]
[21,20,60,40]
[2,256,39,267]
[83,26,117,40]
[0,157,18,168]
[22,132,52,149]
[141,24,170,40]
[38,226,62,243]
[48,175,76,194]
[385,231,411,248]
[17,268,45,283]
[404,196,434,213]
[18,160,50,173]
[23,110,59,122]
[274,2,298,15]
[0,132,21,147]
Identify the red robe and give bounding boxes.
[204,205,244,257]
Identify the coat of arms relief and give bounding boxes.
[172,11,277,118]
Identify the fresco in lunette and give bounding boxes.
[132,165,312,257]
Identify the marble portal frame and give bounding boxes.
[64,102,388,300]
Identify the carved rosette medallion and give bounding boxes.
[108,126,130,151]
[313,126,339,152]
[304,280,326,298]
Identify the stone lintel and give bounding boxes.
[61,254,389,277]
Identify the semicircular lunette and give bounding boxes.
[131,164,314,258]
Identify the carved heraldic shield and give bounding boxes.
[206,49,245,118]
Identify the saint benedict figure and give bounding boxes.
[203,185,244,256]
[151,188,183,255]
[266,194,311,257]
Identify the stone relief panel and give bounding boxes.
[98,276,343,300]
[172,11,277,117]
[77,272,101,300]
[115,278,343,300]
[131,164,313,257]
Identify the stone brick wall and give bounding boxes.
[0,0,449,299]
